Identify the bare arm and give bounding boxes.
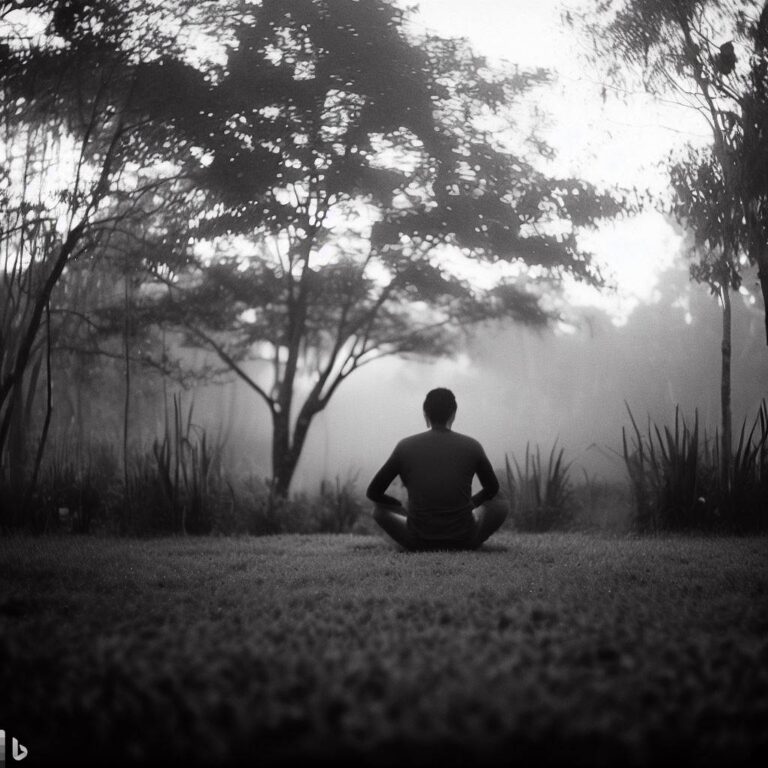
[366,451,403,508]
[471,450,499,509]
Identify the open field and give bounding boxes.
[1,532,767,767]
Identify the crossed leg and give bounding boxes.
[468,502,508,548]
[373,502,507,551]
[372,504,418,550]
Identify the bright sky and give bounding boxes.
[410,0,712,324]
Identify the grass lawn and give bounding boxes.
[1,531,767,767]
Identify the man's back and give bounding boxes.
[368,426,499,544]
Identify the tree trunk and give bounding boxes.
[720,283,732,493]
[758,258,768,347]
[270,406,318,500]
[122,270,132,532]
[0,222,85,465]
[270,410,295,500]
[24,301,54,531]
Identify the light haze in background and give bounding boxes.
[194,0,768,491]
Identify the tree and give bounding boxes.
[570,0,768,341]
[0,0,215,517]
[739,2,768,341]
[668,147,743,485]
[570,0,768,493]
[125,0,622,498]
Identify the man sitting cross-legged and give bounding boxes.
[366,387,506,551]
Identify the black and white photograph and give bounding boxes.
[1,1,767,766]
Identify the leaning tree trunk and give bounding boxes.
[0,222,85,467]
[720,283,732,494]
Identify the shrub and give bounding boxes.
[502,441,574,531]
[621,401,768,533]
[311,475,365,533]
[0,441,121,534]
[704,401,768,530]
[124,394,223,535]
[622,404,704,532]
[42,441,120,533]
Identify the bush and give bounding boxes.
[502,441,574,531]
[622,401,768,533]
[120,395,223,535]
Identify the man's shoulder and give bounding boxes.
[395,431,431,449]
[449,431,485,452]
[397,430,484,451]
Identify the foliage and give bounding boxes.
[0,401,367,536]
[0,0,215,502]
[622,404,705,532]
[622,401,768,531]
[125,394,221,535]
[570,0,768,342]
[705,399,768,528]
[573,0,768,509]
[297,475,365,534]
[1,534,766,766]
[1,0,625,505]
[502,441,574,531]
[668,147,743,293]
[112,0,624,497]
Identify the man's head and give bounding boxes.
[423,388,457,428]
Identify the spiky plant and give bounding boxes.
[503,441,573,531]
[622,404,705,532]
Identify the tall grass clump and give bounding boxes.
[125,394,224,535]
[3,391,373,537]
[206,474,366,536]
[706,400,768,530]
[622,404,703,532]
[5,440,122,533]
[296,475,365,533]
[503,441,574,531]
[41,441,120,533]
[622,401,768,532]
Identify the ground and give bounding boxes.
[0,531,766,767]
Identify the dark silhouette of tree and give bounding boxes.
[570,0,768,343]
[740,2,768,341]
[668,147,743,485]
[0,0,216,517]
[570,0,768,494]
[126,0,623,498]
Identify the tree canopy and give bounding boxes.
[121,0,623,495]
[0,0,216,490]
[570,0,768,344]
[3,0,624,498]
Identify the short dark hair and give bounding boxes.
[423,388,457,425]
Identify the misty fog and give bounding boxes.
[175,256,768,494]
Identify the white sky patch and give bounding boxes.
[566,211,681,325]
[430,245,526,290]
[409,0,714,325]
